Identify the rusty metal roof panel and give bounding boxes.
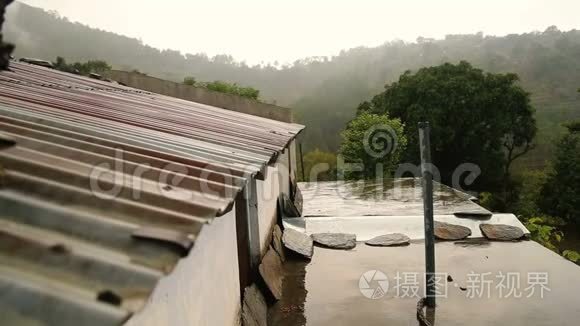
[0,61,304,325]
[1,62,304,154]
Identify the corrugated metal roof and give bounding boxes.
[0,61,304,325]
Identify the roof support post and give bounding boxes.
[245,178,261,273]
[419,122,436,308]
[299,143,305,181]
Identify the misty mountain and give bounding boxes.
[4,2,580,167]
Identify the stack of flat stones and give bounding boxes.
[257,225,290,303]
[258,247,284,300]
[272,225,285,261]
[241,284,267,326]
[247,225,289,326]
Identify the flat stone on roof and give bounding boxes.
[312,233,356,250]
[365,233,410,247]
[480,223,525,241]
[434,221,472,240]
[282,228,313,259]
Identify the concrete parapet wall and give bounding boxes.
[107,70,293,123]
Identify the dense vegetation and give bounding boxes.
[354,61,536,192]
[183,77,260,100]
[336,61,579,261]
[509,120,580,262]
[52,56,111,76]
[539,121,580,223]
[5,2,580,169]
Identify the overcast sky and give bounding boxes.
[18,0,580,64]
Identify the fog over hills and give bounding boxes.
[5,2,580,165]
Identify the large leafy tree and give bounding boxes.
[357,61,536,190]
[540,121,580,223]
[339,112,407,180]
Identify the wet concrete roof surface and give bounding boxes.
[290,178,519,241]
[284,213,528,241]
[270,241,580,326]
[299,179,490,217]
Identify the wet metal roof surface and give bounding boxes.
[0,62,304,325]
[0,62,304,174]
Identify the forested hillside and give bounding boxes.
[5,2,580,166]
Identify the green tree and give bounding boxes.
[53,56,73,72]
[512,169,548,218]
[358,61,536,191]
[540,120,580,223]
[339,112,406,180]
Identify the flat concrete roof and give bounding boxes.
[270,240,580,326]
[276,179,579,325]
[283,213,529,241]
[299,179,490,217]
[291,179,526,241]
